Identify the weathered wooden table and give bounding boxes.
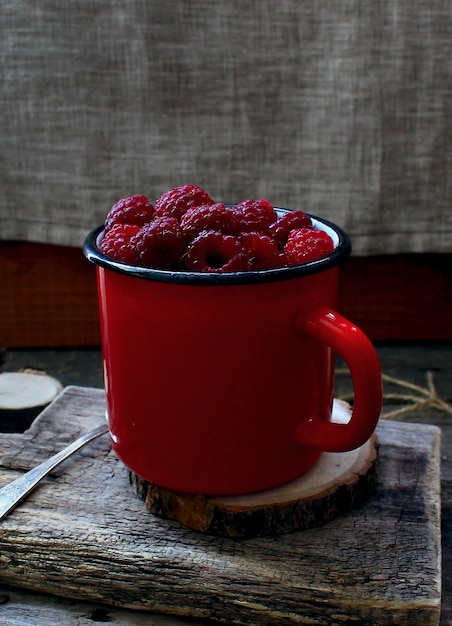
[0,345,451,625]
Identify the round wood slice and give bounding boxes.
[130,400,379,538]
[0,370,63,433]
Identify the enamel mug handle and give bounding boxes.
[297,305,382,452]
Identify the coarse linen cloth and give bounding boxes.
[1,1,451,255]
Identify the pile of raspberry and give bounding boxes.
[99,184,334,272]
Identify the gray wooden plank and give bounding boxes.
[0,386,442,625]
[0,584,198,626]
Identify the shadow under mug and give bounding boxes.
[84,210,382,496]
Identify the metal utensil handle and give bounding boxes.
[0,423,109,521]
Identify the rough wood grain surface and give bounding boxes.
[0,584,201,626]
[0,386,442,625]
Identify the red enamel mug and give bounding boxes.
[84,210,382,496]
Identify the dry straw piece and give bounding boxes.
[337,369,452,421]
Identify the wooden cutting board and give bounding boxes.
[0,386,442,626]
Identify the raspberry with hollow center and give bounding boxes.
[268,210,313,248]
[240,232,283,270]
[99,223,141,264]
[284,227,334,265]
[134,217,186,270]
[104,195,155,231]
[180,203,239,237]
[155,184,214,220]
[233,199,278,233]
[184,230,249,273]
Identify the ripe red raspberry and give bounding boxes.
[134,217,186,270]
[99,223,141,264]
[184,231,249,273]
[284,227,334,265]
[233,199,278,233]
[105,195,155,231]
[268,211,313,248]
[180,203,239,237]
[154,184,214,220]
[240,232,283,270]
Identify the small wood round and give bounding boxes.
[130,400,379,538]
[0,370,63,433]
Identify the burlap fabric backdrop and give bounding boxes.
[1,1,451,255]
